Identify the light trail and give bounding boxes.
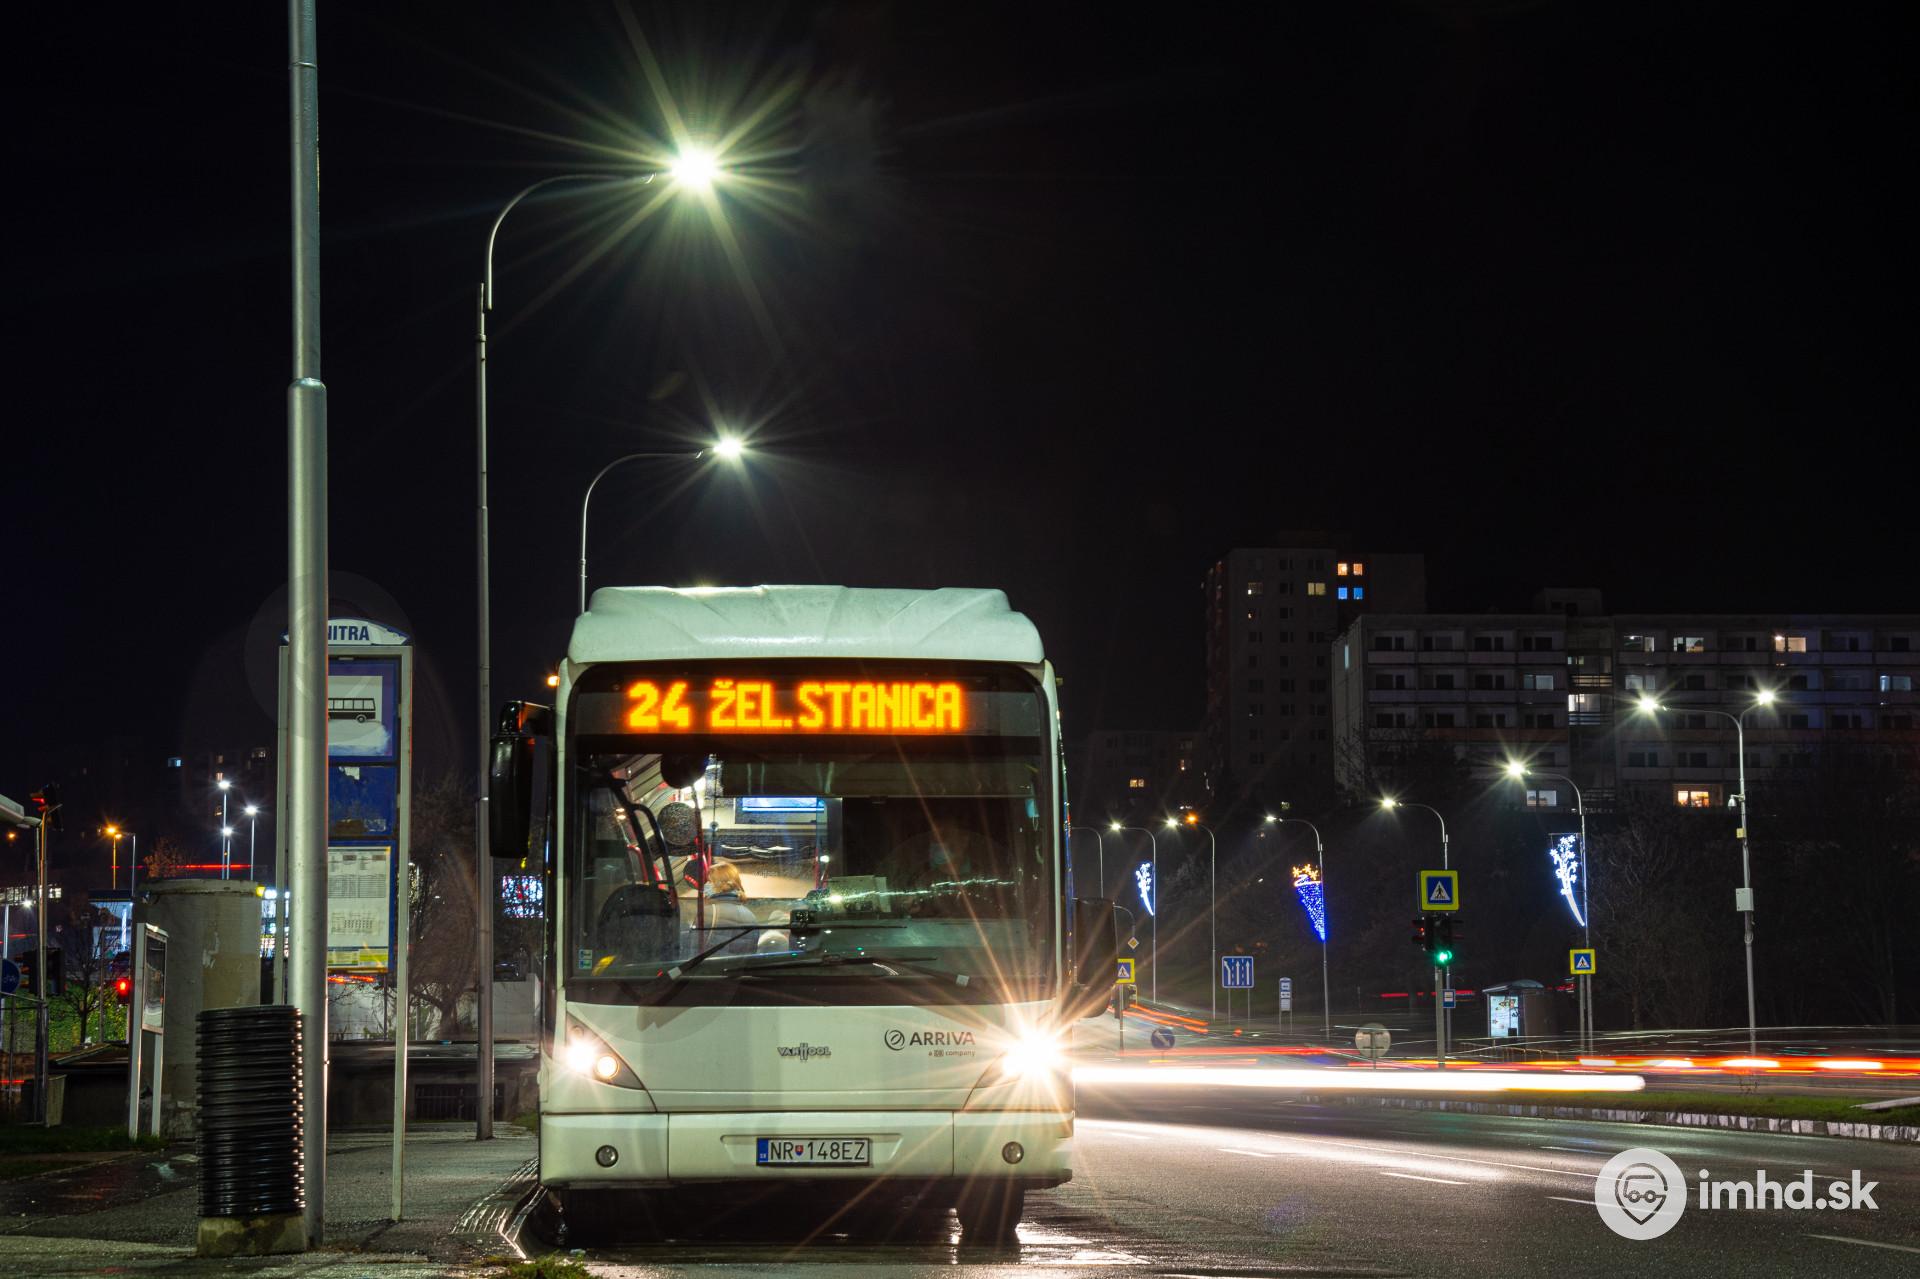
[1073,1065,1647,1093]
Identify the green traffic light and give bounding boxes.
[1433,948,1454,965]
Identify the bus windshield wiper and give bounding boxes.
[660,926,765,981]
[739,953,973,985]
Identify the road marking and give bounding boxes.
[1545,1195,1593,1206]
[1218,1148,1274,1158]
[1379,1172,1468,1185]
[1807,1235,1920,1256]
[1254,1130,1600,1180]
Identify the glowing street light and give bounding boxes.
[668,146,722,192]
[1380,796,1451,1066]
[578,436,752,614]
[1504,759,1594,1048]
[1266,812,1331,1040]
[1165,814,1218,1018]
[1631,688,1781,1056]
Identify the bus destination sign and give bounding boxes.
[623,678,966,734]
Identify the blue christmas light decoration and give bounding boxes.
[1292,863,1327,942]
[1548,832,1586,926]
[1135,861,1156,916]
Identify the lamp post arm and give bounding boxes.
[578,451,706,614]
[484,173,655,312]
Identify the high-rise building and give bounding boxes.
[1073,728,1202,826]
[1202,535,1426,811]
[1330,592,1920,812]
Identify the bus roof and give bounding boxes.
[569,586,1044,666]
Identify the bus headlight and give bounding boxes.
[561,1018,643,1090]
[997,1030,1066,1081]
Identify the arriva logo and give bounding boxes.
[775,1043,830,1060]
[884,1029,976,1050]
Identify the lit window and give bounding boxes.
[1522,673,1556,690]
[1336,563,1350,576]
[1127,777,1147,790]
[1675,788,1715,808]
[1524,788,1558,809]
[1337,586,1350,600]
[1353,587,1365,600]
[1247,582,1264,596]
[1352,562,1365,576]
[1881,674,1914,692]
[1774,634,1807,653]
[1307,582,1327,596]
[1672,635,1708,654]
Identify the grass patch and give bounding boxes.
[496,1254,591,1279]
[1337,1089,1920,1126]
[0,1126,166,1155]
[509,1110,539,1133]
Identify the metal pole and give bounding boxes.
[35,814,50,1124]
[391,647,415,1221]
[473,273,495,1142]
[579,452,705,614]
[1734,715,1757,1058]
[288,0,330,1242]
[1148,833,1157,1003]
[1200,826,1216,1020]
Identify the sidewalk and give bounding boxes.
[0,1124,536,1276]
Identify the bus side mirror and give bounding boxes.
[1069,897,1120,1019]
[489,701,553,860]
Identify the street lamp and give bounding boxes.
[475,156,722,1143]
[1110,821,1159,1002]
[216,779,233,877]
[245,805,261,879]
[578,438,749,613]
[1266,813,1330,1040]
[1633,688,1777,1056]
[1165,815,1218,1019]
[1065,825,1105,901]
[1504,760,1594,1048]
[1381,796,1451,1065]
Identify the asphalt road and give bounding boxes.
[532,1090,1920,1277]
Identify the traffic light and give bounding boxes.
[1410,916,1431,950]
[28,785,64,831]
[17,949,65,998]
[113,975,134,1004]
[1432,916,1456,967]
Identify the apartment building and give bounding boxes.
[1202,536,1426,809]
[1073,728,1203,825]
[1331,592,1920,812]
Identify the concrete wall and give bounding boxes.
[132,879,264,1137]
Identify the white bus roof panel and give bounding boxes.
[569,586,1044,666]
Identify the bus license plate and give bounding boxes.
[756,1137,871,1166]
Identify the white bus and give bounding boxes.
[489,585,1116,1240]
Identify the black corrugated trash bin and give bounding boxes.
[196,1005,306,1255]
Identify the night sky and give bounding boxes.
[5,2,1911,838]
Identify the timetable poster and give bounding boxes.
[327,844,392,970]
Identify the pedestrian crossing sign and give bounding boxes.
[1570,948,1596,974]
[1115,958,1137,985]
[1418,869,1459,911]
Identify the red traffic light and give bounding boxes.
[113,976,134,1003]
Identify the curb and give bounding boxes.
[1303,1094,1920,1144]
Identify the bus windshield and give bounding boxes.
[563,665,1055,1006]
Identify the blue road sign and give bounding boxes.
[1221,955,1255,990]
[1419,869,1460,911]
[1115,958,1137,985]
[1570,948,1597,974]
[1150,1026,1176,1050]
[1443,988,1457,1009]
[0,958,18,997]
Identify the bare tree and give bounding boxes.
[407,773,479,1038]
[50,893,118,1047]
[142,836,191,881]
[1588,794,1722,1029]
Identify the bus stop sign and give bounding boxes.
[0,958,17,996]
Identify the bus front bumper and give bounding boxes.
[541,1110,1072,1189]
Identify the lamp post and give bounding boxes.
[475,154,718,1143]
[1634,689,1776,1056]
[1504,762,1591,1048]
[1266,814,1329,1040]
[105,825,122,891]
[1066,825,1105,900]
[1110,822,1158,1002]
[578,438,747,614]
[106,826,135,950]
[1381,797,1450,1065]
[1166,816,1217,1019]
[245,805,261,879]
[217,779,232,877]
